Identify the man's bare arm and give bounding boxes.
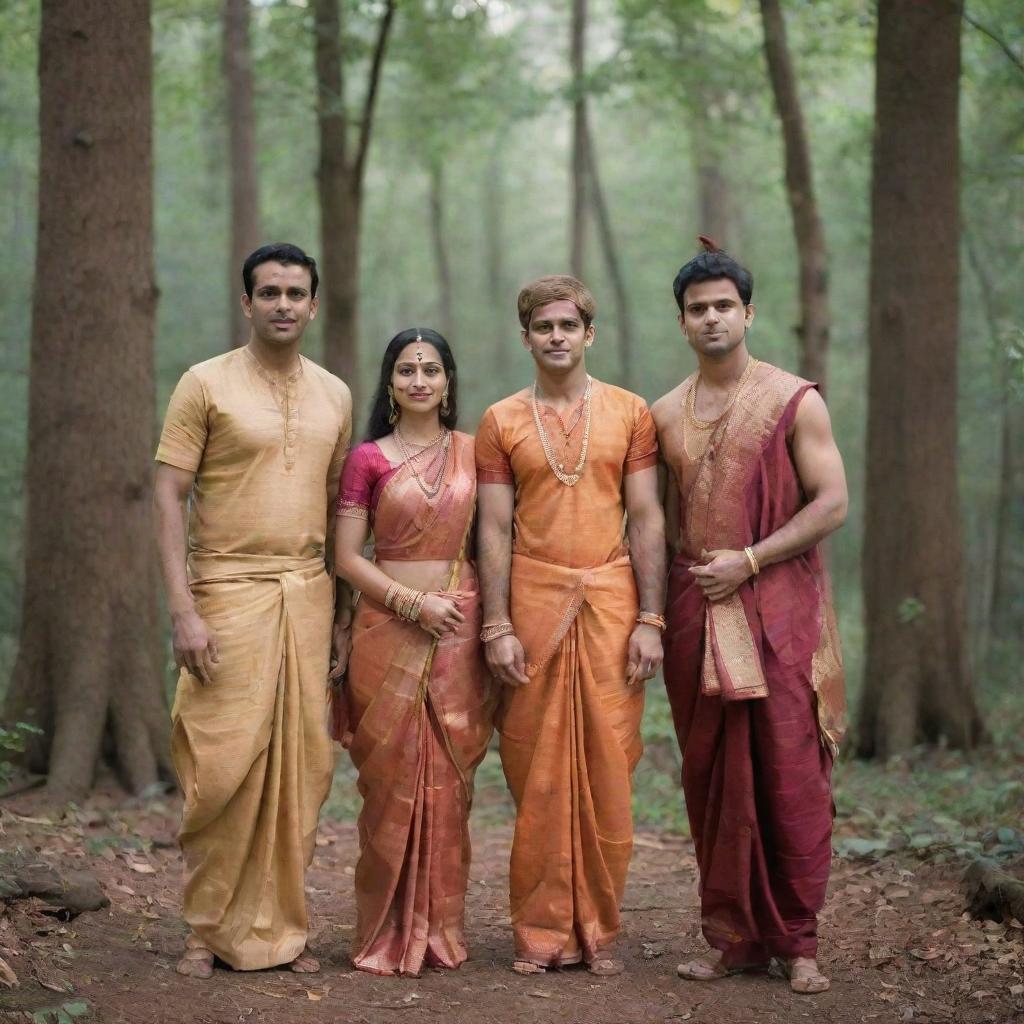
[689,389,848,601]
[624,465,667,685]
[476,481,528,686]
[153,462,218,684]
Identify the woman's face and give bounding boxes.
[391,340,447,418]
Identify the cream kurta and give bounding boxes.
[157,347,351,971]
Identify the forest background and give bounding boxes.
[0,0,1021,848]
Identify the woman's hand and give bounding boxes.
[417,590,468,638]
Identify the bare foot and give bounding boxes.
[781,957,829,994]
[511,960,546,975]
[588,957,624,977]
[176,934,214,980]
[289,948,320,974]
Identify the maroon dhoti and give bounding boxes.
[662,362,846,966]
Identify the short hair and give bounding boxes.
[517,275,596,330]
[242,243,319,299]
[672,249,753,311]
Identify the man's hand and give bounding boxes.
[626,623,663,686]
[688,548,752,602]
[328,618,351,682]
[172,608,219,685]
[485,633,529,687]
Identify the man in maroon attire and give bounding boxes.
[651,242,848,994]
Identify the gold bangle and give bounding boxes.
[480,622,515,643]
[744,546,760,576]
[636,611,667,631]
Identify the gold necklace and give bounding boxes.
[681,357,758,462]
[532,377,592,487]
[395,426,450,499]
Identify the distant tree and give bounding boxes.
[758,0,831,388]
[2,0,168,799]
[223,0,261,348]
[859,0,984,758]
[313,0,396,409]
[569,0,634,388]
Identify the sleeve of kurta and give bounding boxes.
[624,399,659,475]
[156,371,207,472]
[475,408,513,485]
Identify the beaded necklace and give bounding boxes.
[531,376,593,487]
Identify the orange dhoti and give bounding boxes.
[499,554,644,967]
[171,555,336,971]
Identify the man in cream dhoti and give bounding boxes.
[476,275,666,977]
[153,243,352,978]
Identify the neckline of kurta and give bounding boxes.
[242,346,305,387]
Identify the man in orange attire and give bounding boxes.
[652,241,847,994]
[153,244,352,978]
[476,275,666,977]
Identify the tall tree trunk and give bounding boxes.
[689,98,733,245]
[759,0,831,389]
[569,0,587,278]
[484,143,508,373]
[223,0,261,348]
[313,0,394,414]
[428,159,453,338]
[858,0,983,759]
[3,0,169,801]
[582,121,633,390]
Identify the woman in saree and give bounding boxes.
[332,327,494,977]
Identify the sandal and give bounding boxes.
[780,957,829,994]
[289,948,321,974]
[677,956,768,981]
[176,934,214,979]
[511,960,546,975]
[588,957,624,977]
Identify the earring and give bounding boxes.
[441,389,450,415]
[387,386,399,425]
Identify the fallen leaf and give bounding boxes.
[529,990,553,999]
[970,990,995,999]
[306,990,323,1001]
[1010,984,1024,996]
[909,948,942,961]
[128,861,156,874]
[36,973,72,993]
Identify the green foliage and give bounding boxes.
[0,719,43,784]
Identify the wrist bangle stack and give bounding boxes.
[480,621,515,643]
[743,546,760,576]
[384,581,427,622]
[636,611,667,631]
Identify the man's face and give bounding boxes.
[241,261,317,346]
[521,299,594,375]
[678,278,754,359]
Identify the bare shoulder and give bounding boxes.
[650,381,687,431]
[793,387,833,436]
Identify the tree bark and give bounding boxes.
[582,120,634,390]
[3,0,170,801]
[858,0,984,759]
[223,0,261,348]
[689,97,733,246]
[759,0,831,390]
[569,0,588,278]
[428,159,454,338]
[313,0,395,414]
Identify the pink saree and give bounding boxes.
[332,433,495,976]
[663,362,846,966]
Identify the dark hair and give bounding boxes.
[242,243,319,299]
[365,328,459,441]
[672,249,753,311]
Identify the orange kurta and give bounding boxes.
[333,433,495,977]
[476,380,657,966]
[157,348,351,971]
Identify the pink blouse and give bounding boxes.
[337,442,400,520]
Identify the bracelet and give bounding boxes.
[636,611,667,631]
[743,546,760,576]
[384,582,427,622]
[480,621,515,643]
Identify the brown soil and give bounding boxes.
[1,789,1021,1024]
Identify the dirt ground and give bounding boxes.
[1,788,1022,1024]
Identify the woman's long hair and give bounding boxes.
[364,328,459,441]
